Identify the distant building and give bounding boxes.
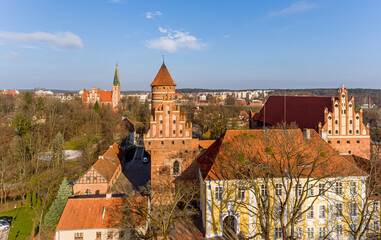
[249,84,370,158]
[55,195,147,240]
[73,143,125,195]
[82,65,121,110]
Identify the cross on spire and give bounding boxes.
[162,55,165,64]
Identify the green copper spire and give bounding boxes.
[113,63,120,86]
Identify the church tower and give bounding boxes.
[144,62,195,181]
[112,64,121,110]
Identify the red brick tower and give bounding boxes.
[112,64,121,110]
[144,62,196,183]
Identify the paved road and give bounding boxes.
[0,229,9,240]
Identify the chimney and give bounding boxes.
[106,193,112,199]
[303,129,311,140]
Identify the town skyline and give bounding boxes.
[1,0,381,90]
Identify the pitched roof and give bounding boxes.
[150,63,177,87]
[113,64,120,86]
[197,129,367,181]
[56,197,124,230]
[82,90,112,102]
[92,143,125,182]
[257,96,334,129]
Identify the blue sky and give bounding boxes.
[1,0,381,91]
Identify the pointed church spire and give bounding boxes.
[150,61,177,87]
[113,63,120,86]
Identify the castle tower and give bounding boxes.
[144,62,195,181]
[112,64,121,110]
[322,84,370,158]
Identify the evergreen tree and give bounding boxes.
[52,132,64,166]
[32,191,37,207]
[12,114,31,136]
[93,101,100,113]
[26,190,32,208]
[43,178,73,228]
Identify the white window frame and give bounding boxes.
[335,181,343,195]
[349,202,358,217]
[374,220,380,232]
[295,227,303,239]
[306,227,314,239]
[295,183,302,197]
[275,183,282,197]
[214,186,223,201]
[318,226,326,239]
[319,205,326,219]
[261,184,267,196]
[275,227,282,239]
[307,183,314,197]
[318,183,325,196]
[307,205,314,219]
[335,203,344,217]
[350,181,357,196]
[237,186,246,201]
[336,224,343,236]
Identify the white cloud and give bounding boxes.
[269,1,317,16]
[0,31,83,50]
[0,52,22,61]
[145,11,162,19]
[146,27,205,53]
[223,34,230,38]
[108,0,123,3]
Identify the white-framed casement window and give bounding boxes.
[307,206,314,219]
[335,181,343,195]
[295,227,303,239]
[275,183,282,197]
[335,203,344,217]
[306,227,314,239]
[319,205,327,218]
[237,186,246,201]
[307,183,314,197]
[336,224,343,236]
[374,220,380,232]
[318,183,325,196]
[74,232,84,239]
[350,181,357,196]
[275,227,282,239]
[349,202,358,217]
[215,186,223,201]
[295,183,302,197]
[318,226,326,239]
[373,201,380,213]
[261,184,267,196]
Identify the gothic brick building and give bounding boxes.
[144,62,200,182]
[249,84,370,158]
[82,64,121,110]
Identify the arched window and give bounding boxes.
[173,161,180,175]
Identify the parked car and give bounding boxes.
[142,157,149,164]
[0,220,10,230]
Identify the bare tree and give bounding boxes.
[207,126,356,240]
[122,180,199,239]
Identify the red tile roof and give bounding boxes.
[257,96,334,129]
[83,90,112,102]
[150,63,177,87]
[92,143,125,182]
[197,129,367,181]
[56,197,124,230]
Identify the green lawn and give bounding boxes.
[0,206,35,240]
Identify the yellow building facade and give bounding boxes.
[197,129,378,239]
